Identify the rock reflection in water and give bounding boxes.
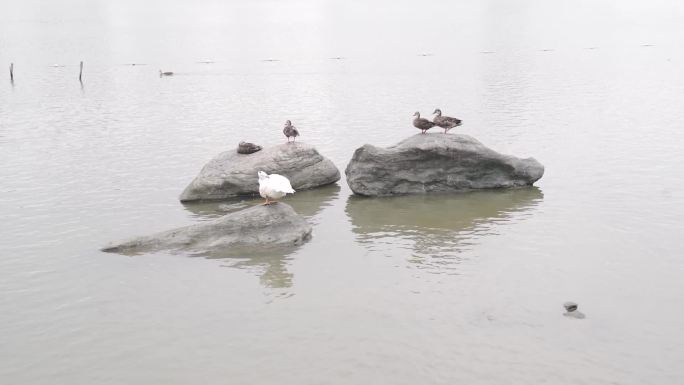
[345,187,544,266]
[181,184,341,288]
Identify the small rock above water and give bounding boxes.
[180,142,340,202]
[563,301,586,319]
[345,133,544,196]
[101,203,312,256]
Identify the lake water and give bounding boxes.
[2,1,684,384]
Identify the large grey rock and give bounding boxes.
[180,142,340,202]
[345,133,544,196]
[101,203,312,256]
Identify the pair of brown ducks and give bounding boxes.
[413,109,462,134]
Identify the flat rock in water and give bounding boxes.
[101,203,312,255]
[180,142,340,202]
[345,133,544,196]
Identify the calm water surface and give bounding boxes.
[1,1,684,384]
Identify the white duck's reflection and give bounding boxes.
[345,187,544,265]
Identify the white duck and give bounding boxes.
[258,171,295,205]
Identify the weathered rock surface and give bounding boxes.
[180,142,340,202]
[345,133,544,196]
[101,203,312,255]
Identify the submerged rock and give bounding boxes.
[345,133,544,196]
[101,203,312,256]
[181,142,340,202]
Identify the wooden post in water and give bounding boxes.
[79,61,83,82]
[9,63,13,82]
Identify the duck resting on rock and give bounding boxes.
[432,108,462,133]
[412,112,435,134]
[237,141,262,154]
[258,171,295,205]
[283,120,300,143]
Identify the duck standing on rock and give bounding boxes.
[283,120,300,142]
[432,108,462,133]
[258,171,295,205]
[413,112,435,134]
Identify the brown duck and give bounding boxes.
[432,108,462,133]
[283,120,300,142]
[237,141,262,154]
[412,112,435,134]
